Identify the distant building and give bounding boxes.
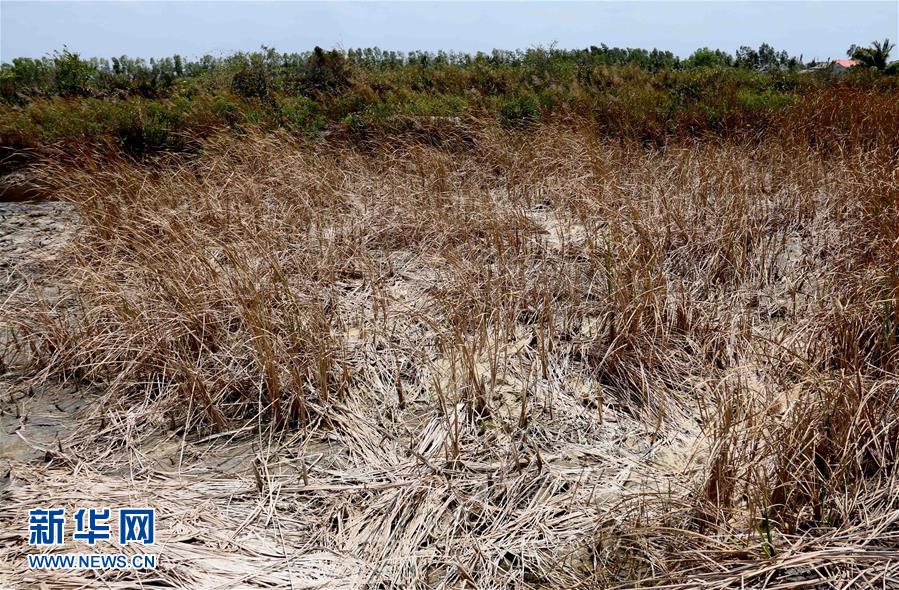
[801,59,860,75]
[831,59,859,73]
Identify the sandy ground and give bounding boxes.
[0,197,704,589]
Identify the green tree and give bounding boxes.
[299,47,351,95]
[849,38,895,71]
[53,48,96,96]
[686,47,733,68]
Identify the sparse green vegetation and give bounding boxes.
[2,43,898,164]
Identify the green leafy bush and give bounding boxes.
[279,96,323,134]
[498,92,540,127]
[230,54,273,102]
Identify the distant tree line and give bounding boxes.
[4,40,896,102]
[3,40,896,102]
[0,43,808,99]
[0,40,895,166]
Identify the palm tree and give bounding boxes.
[850,38,895,70]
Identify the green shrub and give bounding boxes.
[279,96,323,133]
[499,92,540,127]
[0,104,39,148]
[211,96,244,127]
[342,112,365,132]
[230,54,273,102]
[736,88,795,111]
[297,46,352,96]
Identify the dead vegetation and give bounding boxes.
[1,119,898,588]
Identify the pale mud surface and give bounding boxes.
[1,200,83,463]
[0,200,73,295]
[0,199,704,589]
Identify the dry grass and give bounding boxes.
[1,121,898,588]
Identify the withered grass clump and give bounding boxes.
[3,120,898,587]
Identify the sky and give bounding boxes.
[2,1,897,63]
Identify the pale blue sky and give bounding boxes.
[2,1,897,63]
